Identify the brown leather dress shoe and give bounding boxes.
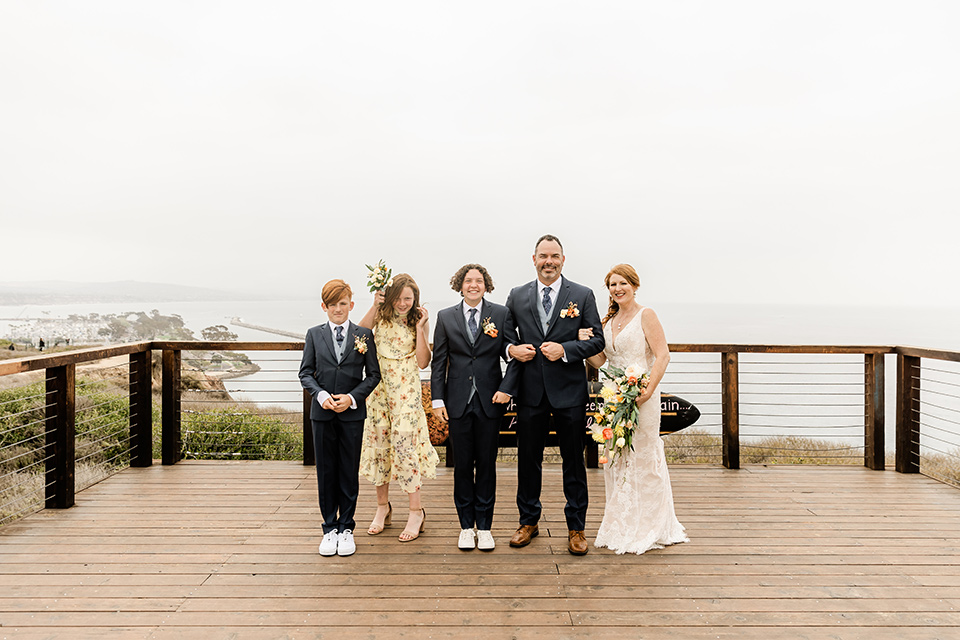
[568,530,588,556]
[509,524,539,548]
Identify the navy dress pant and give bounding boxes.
[449,395,500,530]
[516,397,588,530]
[311,417,364,534]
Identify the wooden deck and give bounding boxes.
[1,462,959,639]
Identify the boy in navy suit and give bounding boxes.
[299,280,381,557]
[431,264,518,551]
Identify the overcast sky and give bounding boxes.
[2,1,958,308]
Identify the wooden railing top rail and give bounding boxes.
[6,341,960,379]
[152,341,304,351]
[895,345,960,363]
[0,342,153,376]
[669,344,895,354]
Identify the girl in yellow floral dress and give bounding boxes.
[358,273,439,542]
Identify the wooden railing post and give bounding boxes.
[129,351,153,467]
[162,349,182,465]
[302,389,315,466]
[721,351,740,470]
[45,364,75,509]
[864,353,885,470]
[895,354,920,473]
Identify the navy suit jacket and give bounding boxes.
[298,321,381,422]
[504,276,605,409]
[430,299,519,420]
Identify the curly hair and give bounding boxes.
[449,263,495,295]
[601,264,641,326]
[374,273,423,329]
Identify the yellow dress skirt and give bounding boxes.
[359,319,439,492]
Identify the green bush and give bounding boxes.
[181,407,302,460]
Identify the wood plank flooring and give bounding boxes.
[1,461,959,639]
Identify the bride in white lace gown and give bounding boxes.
[581,264,688,554]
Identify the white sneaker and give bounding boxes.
[477,530,495,551]
[458,528,476,550]
[318,531,338,556]
[337,530,356,557]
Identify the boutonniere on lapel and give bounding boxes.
[559,302,580,319]
[482,317,498,338]
[354,334,369,354]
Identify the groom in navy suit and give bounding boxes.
[431,264,518,551]
[299,279,381,558]
[504,234,605,555]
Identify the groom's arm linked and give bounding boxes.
[558,286,604,362]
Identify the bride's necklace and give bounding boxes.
[616,306,640,330]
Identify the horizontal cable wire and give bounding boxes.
[741,444,864,452]
[737,392,863,397]
[915,442,957,459]
[919,387,960,402]
[0,483,47,513]
[740,401,861,408]
[0,390,55,407]
[916,419,960,438]
[0,492,51,525]
[76,398,129,415]
[740,416,863,426]
[77,439,133,466]
[75,377,129,390]
[913,431,960,450]
[737,382,864,387]
[75,423,132,452]
[914,408,960,429]
[182,400,301,405]
[921,365,960,376]
[918,376,960,390]
[0,417,53,438]
[182,409,300,417]
[921,448,960,463]
[739,360,863,365]
[739,425,863,431]
[0,453,55,479]
[0,445,52,466]
[0,403,56,422]
[91,447,133,469]
[0,428,55,451]
[75,409,129,428]
[914,400,960,417]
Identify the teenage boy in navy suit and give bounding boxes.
[299,280,381,557]
[431,264,518,551]
[504,234,605,556]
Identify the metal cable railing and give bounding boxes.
[913,360,960,488]
[736,354,866,463]
[178,353,304,461]
[659,354,723,463]
[0,375,54,524]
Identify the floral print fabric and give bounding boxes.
[359,318,439,492]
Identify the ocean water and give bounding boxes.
[3,299,960,452]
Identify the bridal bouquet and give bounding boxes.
[365,260,393,292]
[591,364,649,463]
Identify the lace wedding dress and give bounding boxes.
[594,308,688,554]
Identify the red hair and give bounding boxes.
[602,264,641,326]
[321,279,353,306]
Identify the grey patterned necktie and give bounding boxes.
[468,308,479,340]
[335,325,344,354]
[541,286,552,316]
